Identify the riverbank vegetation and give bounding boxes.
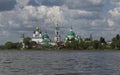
[1,34,120,50]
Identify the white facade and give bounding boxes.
[31,27,43,44]
[54,24,61,43]
[32,38,43,44]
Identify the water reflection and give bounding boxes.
[0,51,120,75]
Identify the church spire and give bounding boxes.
[90,34,93,41]
[70,25,73,32]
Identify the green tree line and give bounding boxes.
[1,34,120,50]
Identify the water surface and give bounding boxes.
[0,50,120,75]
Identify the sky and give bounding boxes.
[0,0,120,44]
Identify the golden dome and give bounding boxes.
[35,27,39,31]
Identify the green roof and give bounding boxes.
[42,33,49,39]
[42,33,50,46]
[67,31,75,37]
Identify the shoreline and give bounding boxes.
[0,48,119,51]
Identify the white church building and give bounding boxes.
[32,27,43,44]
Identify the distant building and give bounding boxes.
[31,27,51,46]
[52,24,63,47]
[54,24,61,43]
[32,27,43,44]
[20,34,25,49]
[64,26,79,42]
[41,32,51,46]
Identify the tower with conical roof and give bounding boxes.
[54,24,61,43]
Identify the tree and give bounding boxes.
[93,40,100,49]
[4,42,14,49]
[4,42,20,49]
[79,40,85,49]
[116,34,120,40]
[29,41,37,48]
[65,38,80,49]
[99,37,106,44]
[111,34,120,50]
[23,37,31,48]
[111,37,117,49]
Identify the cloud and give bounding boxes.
[28,0,65,6]
[0,0,16,11]
[109,7,120,17]
[107,19,115,27]
[65,0,105,11]
[0,0,120,44]
[15,0,30,9]
[21,5,65,26]
[0,5,66,43]
[110,0,120,6]
[108,4,120,28]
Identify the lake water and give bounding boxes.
[0,50,120,75]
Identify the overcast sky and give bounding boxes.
[0,0,120,44]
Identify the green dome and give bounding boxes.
[42,33,49,39]
[42,33,50,46]
[67,31,75,37]
[64,27,77,42]
[64,27,80,43]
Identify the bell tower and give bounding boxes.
[54,24,61,43]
